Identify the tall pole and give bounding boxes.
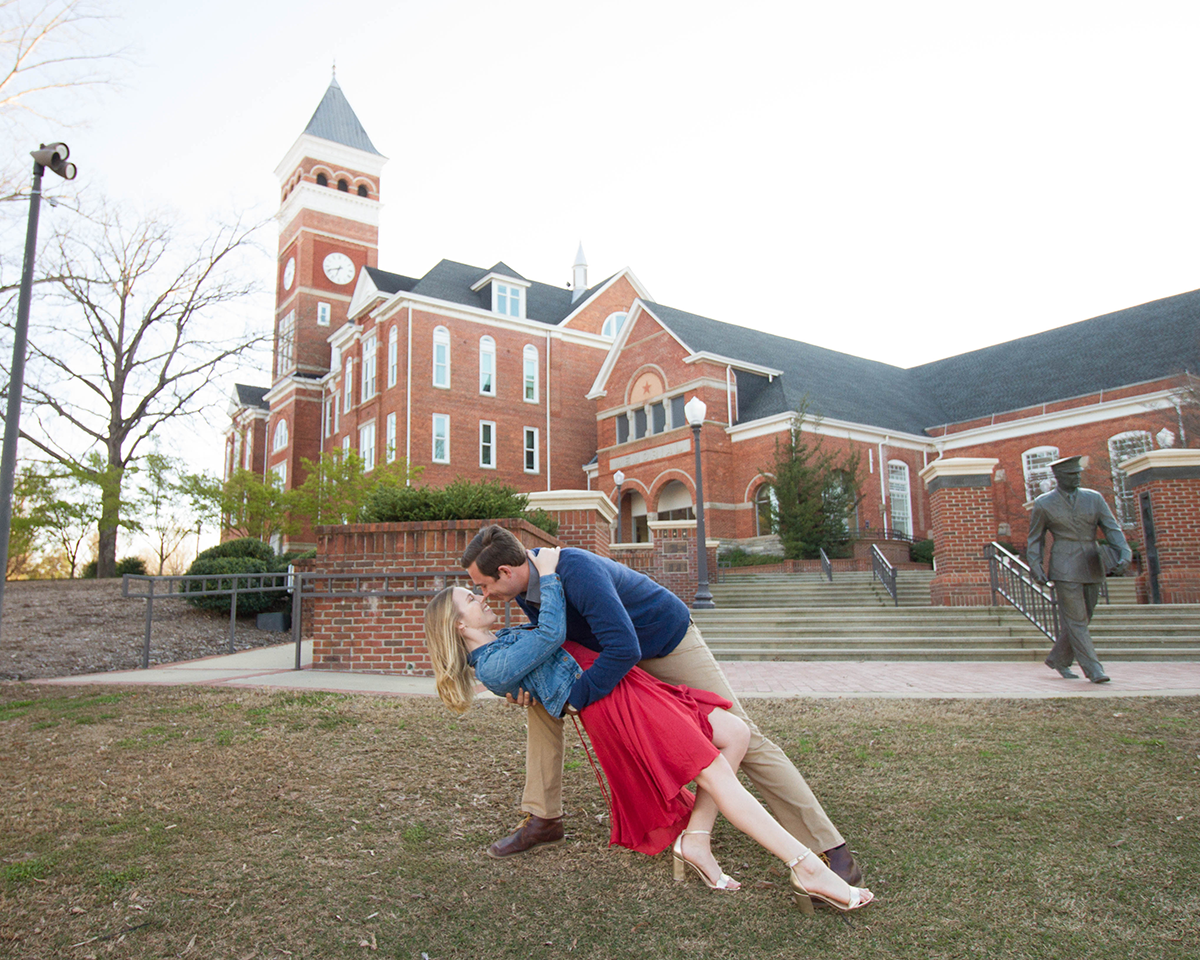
[0,160,46,625]
[690,420,715,609]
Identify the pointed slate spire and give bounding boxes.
[303,76,381,155]
[572,242,588,302]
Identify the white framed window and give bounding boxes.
[343,358,354,413]
[275,310,296,376]
[523,344,539,403]
[361,333,377,401]
[228,436,238,478]
[359,422,376,473]
[243,432,252,469]
[755,484,778,536]
[317,302,332,327]
[1022,446,1059,501]
[342,435,351,454]
[601,311,627,338]
[433,325,450,388]
[270,461,287,487]
[332,386,340,435]
[324,397,334,439]
[479,420,496,469]
[524,426,539,474]
[479,336,496,396]
[272,419,289,452]
[888,460,913,538]
[387,325,398,388]
[385,412,397,463]
[432,414,449,463]
[1108,430,1153,526]
[495,282,523,318]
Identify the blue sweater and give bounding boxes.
[516,548,692,709]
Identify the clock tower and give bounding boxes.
[262,76,386,523]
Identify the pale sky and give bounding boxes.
[17,0,1200,455]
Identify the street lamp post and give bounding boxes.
[684,396,715,609]
[613,469,625,543]
[0,144,77,629]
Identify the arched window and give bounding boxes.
[1108,430,1153,525]
[272,419,289,452]
[523,344,539,402]
[479,336,496,395]
[602,311,628,338]
[316,172,328,186]
[656,479,695,521]
[755,484,778,536]
[357,184,368,197]
[887,460,912,538]
[337,178,349,192]
[1021,446,1059,501]
[433,326,450,387]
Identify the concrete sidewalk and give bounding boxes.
[31,641,1200,699]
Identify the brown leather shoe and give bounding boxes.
[820,844,863,886]
[486,814,564,859]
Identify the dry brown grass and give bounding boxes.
[1,685,1198,960]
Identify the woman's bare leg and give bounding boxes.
[694,753,872,907]
[679,709,750,887]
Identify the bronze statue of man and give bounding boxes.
[1026,456,1133,683]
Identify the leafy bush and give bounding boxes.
[194,537,276,564]
[720,547,785,567]
[182,556,287,614]
[362,478,536,525]
[524,508,559,537]
[910,539,934,565]
[81,556,147,578]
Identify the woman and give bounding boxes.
[424,547,874,914]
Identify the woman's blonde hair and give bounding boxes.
[423,586,477,715]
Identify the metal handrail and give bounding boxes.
[124,569,480,670]
[818,547,832,582]
[985,542,1060,640]
[871,545,898,607]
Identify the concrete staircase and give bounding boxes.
[696,571,1200,662]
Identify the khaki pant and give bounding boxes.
[520,622,844,852]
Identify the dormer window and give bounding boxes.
[496,282,522,318]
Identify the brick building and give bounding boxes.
[228,79,1200,556]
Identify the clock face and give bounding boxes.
[323,252,355,285]
[282,257,295,290]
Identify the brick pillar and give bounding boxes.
[1123,450,1200,604]
[918,458,1000,607]
[526,490,615,557]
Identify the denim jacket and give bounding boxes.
[467,573,581,718]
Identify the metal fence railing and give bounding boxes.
[871,544,898,606]
[819,547,833,582]
[123,569,486,670]
[985,541,1109,642]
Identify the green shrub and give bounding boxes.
[525,508,559,537]
[361,478,536,525]
[910,539,934,565]
[194,537,276,564]
[720,547,785,567]
[182,556,287,615]
[82,557,148,579]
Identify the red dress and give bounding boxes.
[565,641,733,856]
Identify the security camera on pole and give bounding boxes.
[0,144,78,628]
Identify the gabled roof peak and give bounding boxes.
[302,79,381,156]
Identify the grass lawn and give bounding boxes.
[1,684,1197,959]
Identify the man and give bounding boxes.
[1026,456,1132,683]
[462,524,863,884]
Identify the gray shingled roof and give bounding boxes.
[646,303,944,434]
[911,288,1200,427]
[234,384,269,410]
[645,290,1200,435]
[407,259,591,325]
[303,78,381,155]
[363,266,418,295]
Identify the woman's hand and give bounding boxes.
[530,546,560,577]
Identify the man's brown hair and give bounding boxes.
[461,524,526,578]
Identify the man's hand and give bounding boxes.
[504,688,539,708]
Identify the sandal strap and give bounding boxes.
[681,830,711,836]
[784,847,813,870]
